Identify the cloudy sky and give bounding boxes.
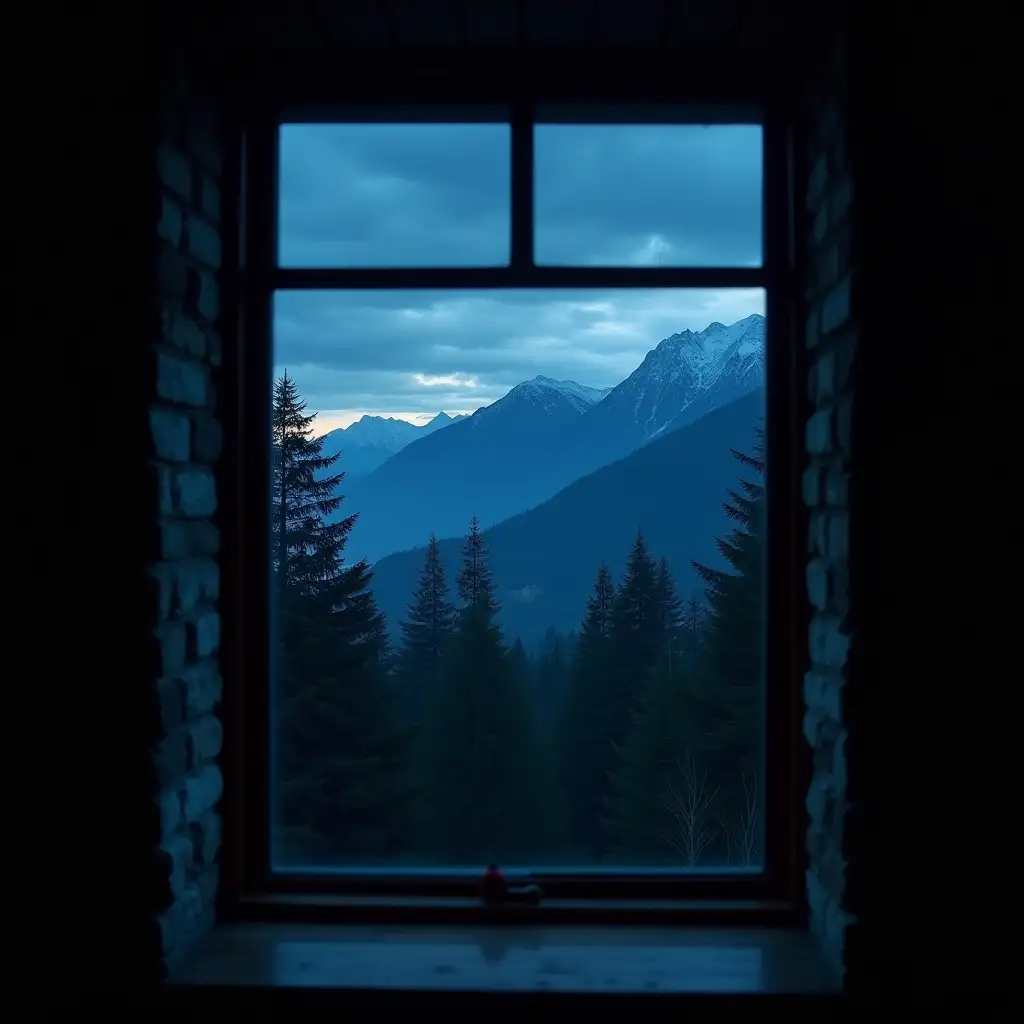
[275,122,763,432]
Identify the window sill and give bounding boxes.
[224,892,804,925]
[167,920,840,1003]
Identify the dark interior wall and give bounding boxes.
[60,23,227,983]
[811,3,1009,995]
[149,55,227,976]
[55,1,1005,997]
[801,21,855,983]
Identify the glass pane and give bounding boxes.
[278,123,511,267]
[271,288,767,870]
[534,124,762,267]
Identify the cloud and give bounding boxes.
[275,121,764,419]
[279,124,511,267]
[274,288,765,418]
[533,123,761,266]
[280,122,760,268]
[413,373,480,389]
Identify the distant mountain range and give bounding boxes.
[337,314,765,565]
[319,411,465,479]
[369,388,765,646]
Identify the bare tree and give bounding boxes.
[720,773,759,867]
[662,753,719,865]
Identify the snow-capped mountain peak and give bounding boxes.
[591,314,765,440]
[476,375,611,423]
[524,375,611,408]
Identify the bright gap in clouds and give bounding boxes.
[316,410,468,433]
[413,373,481,389]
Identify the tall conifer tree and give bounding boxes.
[419,517,541,863]
[653,556,685,651]
[559,562,618,858]
[271,372,411,864]
[395,534,454,725]
[610,531,663,679]
[691,426,765,842]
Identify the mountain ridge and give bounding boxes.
[319,410,465,479]
[340,314,765,564]
[367,387,766,646]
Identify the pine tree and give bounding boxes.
[604,562,703,865]
[690,426,765,845]
[271,372,412,865]
[395,534,454,726]
[278,570,413,862]
[558,562,618,858]
[610,530,664,675]
[419,518,542,864]
[653,557,685,653]
[271,371,355,598]
[606,530,665,739]
[457,515,499,619]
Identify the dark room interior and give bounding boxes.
[51,0,1009,1009]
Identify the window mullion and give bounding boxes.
[510,101,536,271]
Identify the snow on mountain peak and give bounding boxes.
[650,314,764,380]
[597,314,765,439]
[528,375,611,406]
[481,375,611,421]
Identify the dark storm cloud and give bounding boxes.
[274,288,765,417]
[275,121,763,416]
[279,122,760,268]
[533,124,761,266]
[279,124,511,267]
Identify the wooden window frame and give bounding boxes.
[218,52,809,926]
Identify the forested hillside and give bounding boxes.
[371,387,765,645]
[272,373,765,868]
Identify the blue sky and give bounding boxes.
[274,123,763,431]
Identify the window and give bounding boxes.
[278,122,512,268]
[227,102,803,913]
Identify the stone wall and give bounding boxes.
[801,26,857,984]
[148,56,226,978]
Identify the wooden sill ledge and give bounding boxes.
[167,921,841,1002]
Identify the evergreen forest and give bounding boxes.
[272,372,765,869]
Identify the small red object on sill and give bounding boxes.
[480,865,543,907]
[480,864,507,905]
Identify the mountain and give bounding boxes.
[483,376,612,416]
[341,377,610,562]
[340,315,764,564]
[580,314,764,447]
[366,387,765,646]
[320,411,463,479]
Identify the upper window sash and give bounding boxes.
[259,102,772,288]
